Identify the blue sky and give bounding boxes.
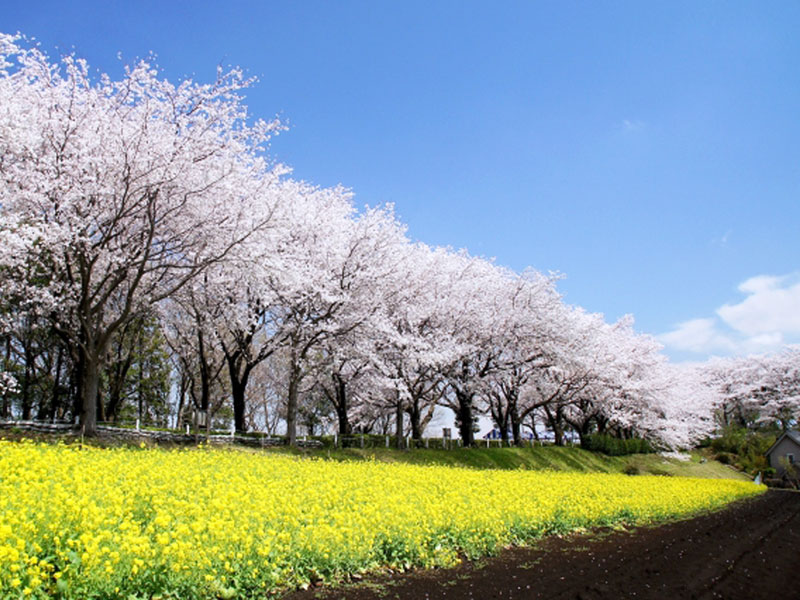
[5,1,800,361]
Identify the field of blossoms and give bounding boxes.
[0,441,763,599]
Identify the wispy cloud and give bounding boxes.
[659,272,800,357]
[709,229,733,247]
[621,119,646,133]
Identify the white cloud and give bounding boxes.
[717,274,800,336]
[659,272,800,357]
[737,274,784,294]
[658,318,738,354]
[748,332,784,347]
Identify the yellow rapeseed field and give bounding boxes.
[0,440,762,599]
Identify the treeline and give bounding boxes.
[0,34,796,449]
[0,314,170,427]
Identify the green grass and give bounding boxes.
[267,445,750,480]
[2,429,750,481]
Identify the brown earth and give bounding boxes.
[283,490,799,600]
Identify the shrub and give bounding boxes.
[715,452,731,464]
[710,427,748,454]
[582,434,654,456]
[622,464,640,476]
[709,426,777,475]
[647,467,673,477]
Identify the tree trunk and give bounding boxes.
[530,413,540,442]
[48,346,64,421]
[545,405,563,446]
[175,371,187,429]
[395,399,404,449]
[488,396,506,443]
[1,337,10,419]
[196,330,211,413]
[596,415,608,434]
[333,373,351,435]
[563,410,590,447]
[456,389,475,447]
[136,332,144,425]
[335,404,350,435]
[408,398,423,440]
[226,349,255,434]
[578,419,593,447]
[286,354,300,446]
[80,352,100,436]
[498,411,510,445]
[21,342,33,420]
[510,399,521,446]
[226,352,251,434]
[231,376,247,433]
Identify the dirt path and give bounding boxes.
[284,490,799,600]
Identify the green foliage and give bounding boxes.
[709,425,776,475]
[210,405,234,431]
[104,315,171,427]
[709,426,748,454]
[622,464,640,476]
[778,457,799,489]
[581,434,654,456]
[714,452,732,465]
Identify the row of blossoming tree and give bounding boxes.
[0,34,796,448]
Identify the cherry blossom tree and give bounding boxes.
[482,272,567,445]
[366,244,464,444]
[269,200,408,444]
[0,35,284,434]
[428,255,562,446]
[706,347,800,431]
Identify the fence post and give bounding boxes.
[230,424,235,439]
[135,418,140,432]
[385,435,389,448]
[360,434,364,449]
[425,438,429,449]
[185,423,190,435]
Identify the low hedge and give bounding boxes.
[581,434,654,456]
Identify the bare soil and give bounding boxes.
[283,490,799,600]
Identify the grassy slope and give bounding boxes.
[0,431,749,480]
[271,445,751,480]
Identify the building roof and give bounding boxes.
[765,430,800,456]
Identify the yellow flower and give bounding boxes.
[0,441,763,599]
